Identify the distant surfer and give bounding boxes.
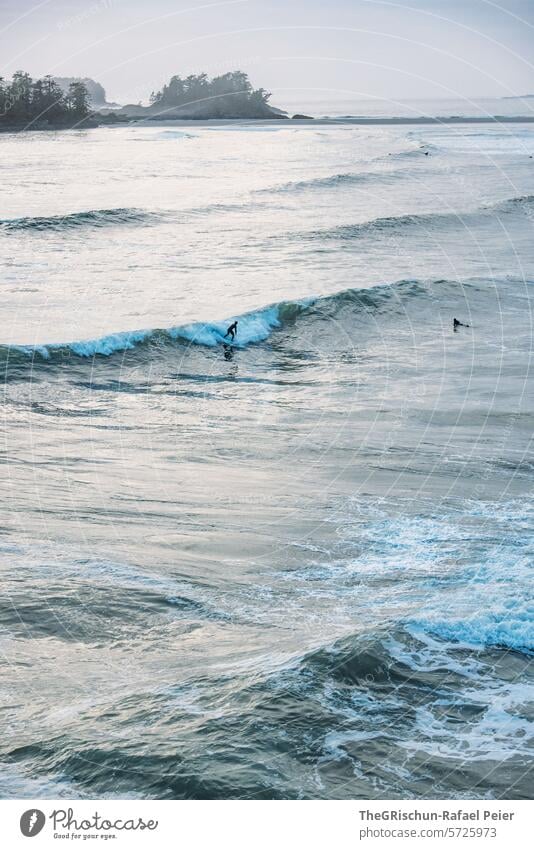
[453,318,470,331]
[224,320,238,342]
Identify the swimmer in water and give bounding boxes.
[224,320,238,341]
[453,318,470,331]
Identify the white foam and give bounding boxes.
[170,305,283,348]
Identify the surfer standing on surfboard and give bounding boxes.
[224,321,238,342]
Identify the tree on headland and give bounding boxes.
[0,71,91,127]
[67,81,90,117]
[5,71,33,121]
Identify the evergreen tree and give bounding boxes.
[67,81,90,117]
[42,76,69,121]
[8,71,33,121]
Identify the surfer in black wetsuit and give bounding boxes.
[453,318,470,331]
[224,321,238,341]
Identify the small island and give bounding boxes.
[118,71,287,120]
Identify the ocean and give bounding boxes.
[279,95,534,120]
[0,117,533,800]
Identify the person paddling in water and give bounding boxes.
[453,318,470,331]
[224,320,238,342]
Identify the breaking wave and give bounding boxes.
[298,194,534,242]
[495,193,534,211]
[3,192,532,237]
[263,169,405,194]
[0,207,160,232]
[0,278,448,363]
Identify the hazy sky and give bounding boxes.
[1,0,533,106]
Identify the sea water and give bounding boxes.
[0,119,532,799]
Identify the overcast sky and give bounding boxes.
[1,0,533,106]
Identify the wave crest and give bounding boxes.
[0,278,457,364]
[1,208,159,233]
[265,169,404,194]
[298,193,534,243]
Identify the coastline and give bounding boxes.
[2,114,534,133]
[125,115,534,127]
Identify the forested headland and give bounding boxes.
[0,72,92,129]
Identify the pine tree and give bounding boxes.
[8,71,33,121]
[67,81,90,118]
